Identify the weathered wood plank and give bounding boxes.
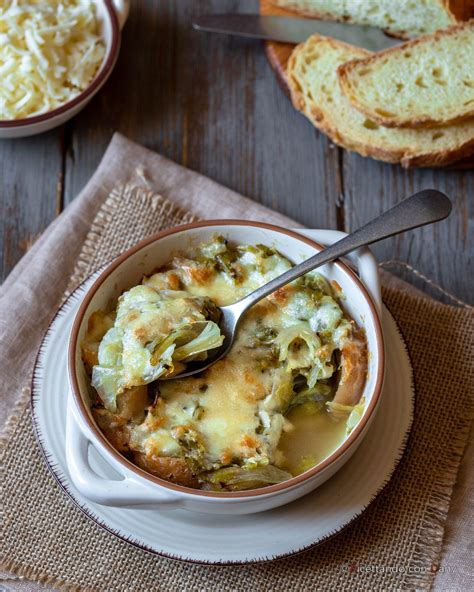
[342,153,474,304]
[63,0,341,229]
[0,130,64,282]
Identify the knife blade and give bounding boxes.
[193,14,401,52]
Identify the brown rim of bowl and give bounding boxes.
[0,0,120,128]
[68,220,385,499]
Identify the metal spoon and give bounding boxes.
[165,189,451,379]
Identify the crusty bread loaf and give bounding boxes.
[287,35,474,167]
[338,21,474,128]
[271,0,473,39]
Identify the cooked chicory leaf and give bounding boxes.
[173,321,224,361]
[276,323,321,370]
[308,295,344,334]
[326,401,354,414]
[347,400,365,433]
[290,383,333,409]
[90,286,224,411]
[263,367,295,414]
[326,398,366,433]
[301,270,334,295]
[91,366,125,413]
[204,465,293,491]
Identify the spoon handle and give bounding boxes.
[234,189,451,312]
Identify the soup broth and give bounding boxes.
[279,405,347,475]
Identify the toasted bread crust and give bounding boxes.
[288,36,474,168]
[133,452,199,488]
[401,137,474,167]
[269,4,409,39]
[270,0,470,38]
[334,331,368,407]
[292,81,474,167]
[338,21,474,129]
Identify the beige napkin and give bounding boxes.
[1,134,472,591]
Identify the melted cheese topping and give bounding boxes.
[84,237,366,489]
[91,286,223,412]
[155,307,276,467]
[143,251,292,307]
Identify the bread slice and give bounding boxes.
[338,21,474,128]
[271,0,473,39]
[287,35,474,167]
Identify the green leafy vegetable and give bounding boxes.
[91,366,124,413]
[173,321,224,361]
[204,465,292,491]
[290,383,333,409]
[90,286,224,411]
[301,271,334,295]
[327,398,366,433]
[276,323,321,371]
[263,367,295,414]
[347,399,366,433]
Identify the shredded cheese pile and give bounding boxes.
[0,0,106,120]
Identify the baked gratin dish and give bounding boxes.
[81,236,368,492]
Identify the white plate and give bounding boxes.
[32,275,414,565]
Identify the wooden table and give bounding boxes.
[0,0,472,304]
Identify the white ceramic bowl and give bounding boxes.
[66,222,385,514]
[0,0,129,139]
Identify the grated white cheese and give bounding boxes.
[0,0,106,120]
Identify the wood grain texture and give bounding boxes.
[0,0,472,305]
[341,153,474,301]
[63,0,341,228]
[260,0,296,96]
[0,131,63,282]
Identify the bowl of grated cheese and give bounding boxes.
[0,0,129,138]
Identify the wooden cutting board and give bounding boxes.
[259,0,473,169]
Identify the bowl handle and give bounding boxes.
[66,399,181,507]
[111,0,130,30]
[295,229,382,317]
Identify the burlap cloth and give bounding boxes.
[1,134,473,592]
